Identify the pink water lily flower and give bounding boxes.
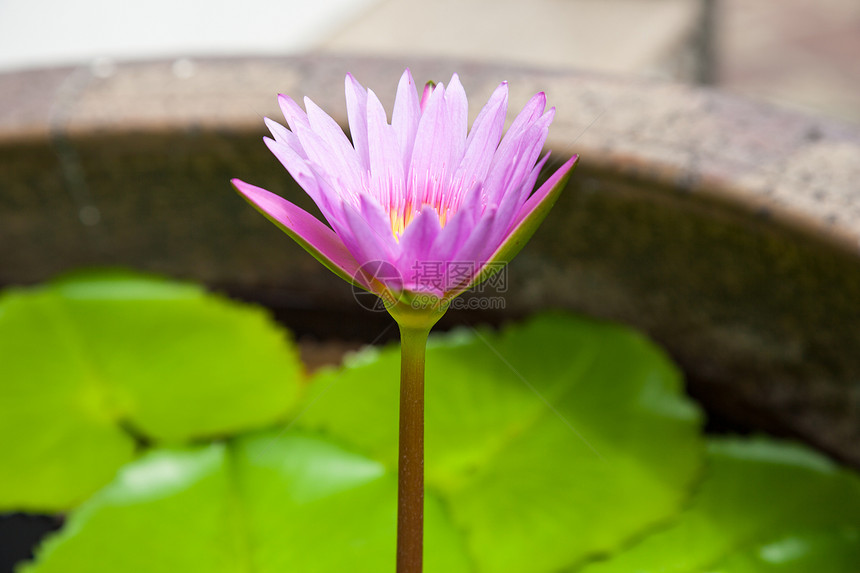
[232,70,576,304]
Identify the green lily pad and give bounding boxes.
[0,271,302,511]
[20,431,472,573]
[576,438,860,573]
[298,314,704,572]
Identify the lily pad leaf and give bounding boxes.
[0,270,302,511]
[298,313,705,573]
[576,438,860,573]
[20,431,472,573]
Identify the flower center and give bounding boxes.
[388,203,454,241]
[383,170,466,240]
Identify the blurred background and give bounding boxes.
[3,1,860,572]
[1,0,858,123]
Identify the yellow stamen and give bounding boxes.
[390,203,451,241]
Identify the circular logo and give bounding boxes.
[351,260,402,312]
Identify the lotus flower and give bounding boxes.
[233,70,577,571]
[232,70,576,308]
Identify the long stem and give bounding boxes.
[396,324,429,573]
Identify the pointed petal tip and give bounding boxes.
[231,179,273,208]
[263,117,286,136]
[345,72,363,89]
[530,91,547,110]
[548,154,578,185]
[549,155,579,180]
[262,135,281,154]
[487,81,509,105]
[231,178,261,199]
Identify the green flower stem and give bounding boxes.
[387,294,448,573]
[396,322,430,573]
